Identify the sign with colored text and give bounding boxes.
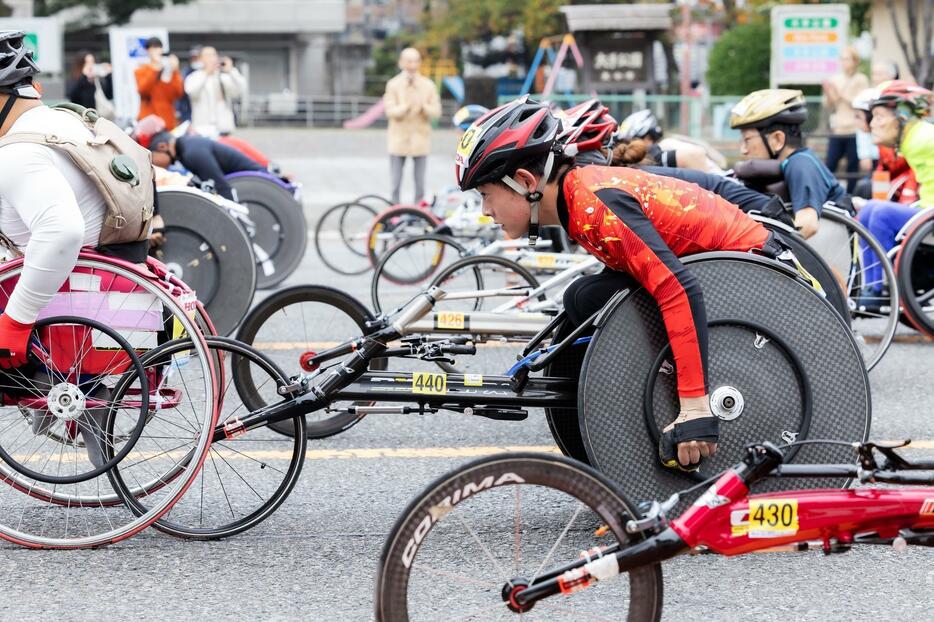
[0,18,63,74]
[770,4,850,87]
[108,27,169,123]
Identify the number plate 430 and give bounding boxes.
[747,498,798,538]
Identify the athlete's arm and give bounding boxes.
[0,145,85,323]
[591,188,709,399]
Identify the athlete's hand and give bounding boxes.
[0,314,34,369]
[794,207,819,239]
[149,214,166,248]
[663,396,718,467]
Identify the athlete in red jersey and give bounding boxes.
[456,97,774,471]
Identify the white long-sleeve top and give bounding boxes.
[184,68,246,135]
[0,106,105,323]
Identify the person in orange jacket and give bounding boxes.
[134,37,183,130]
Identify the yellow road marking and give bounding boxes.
[15,441,934,465]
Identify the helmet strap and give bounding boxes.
[0,93,17,132]
[757,128,778,159]
[502,150,555,246]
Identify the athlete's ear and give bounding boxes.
[767,130,786,154]
[513,168,537,192]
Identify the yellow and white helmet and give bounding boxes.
[730,89,808,130]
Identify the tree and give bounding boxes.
[34,0,191,26]
[706,21,771,96]
[885,0,934,88]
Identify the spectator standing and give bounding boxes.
[134,37,183,130]
[184,46,246,136]
[176,45,203,124]
[822,46,869,192]
[383,47,441,204]
[66,50,112,111]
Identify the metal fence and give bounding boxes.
[241,94,462,128]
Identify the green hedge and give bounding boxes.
[706,22,772,97]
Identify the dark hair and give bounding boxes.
[610,138,652,166]
[71,50,92,78]
[763,122,804,150]
[148,131,173,152]
[503,150,574,185]
[144,37,164,50]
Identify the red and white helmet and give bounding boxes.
[872,80,932,119]
[455,96,561,191]
[558,98,618,157]
[132,114,167,149]
[454,96,562,244]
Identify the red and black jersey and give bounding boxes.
[877,146,919,204]
[558,165,770,398]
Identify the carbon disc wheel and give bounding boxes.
[228,175,308,289]
[579,254,870,512]
[153,189,257,335]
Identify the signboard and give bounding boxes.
[771,4,850,87]
[0,18,63,74]
[582,33,652,91]
[108,27,169,122]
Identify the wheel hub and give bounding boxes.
[166,261,183,279]
[47,383,86,422]
[710,385,744,421]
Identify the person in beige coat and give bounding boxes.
[184,46,246,136]
[822,46,869,192]
[384,48,442,203]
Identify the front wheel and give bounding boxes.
[895,217,934,337]
[376,453,663,621]
[235,285,388,439]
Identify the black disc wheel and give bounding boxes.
[228,175,308,289]
[579,254,870,513]
[153,189,257,335]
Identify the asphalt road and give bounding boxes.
[11,128,934,621]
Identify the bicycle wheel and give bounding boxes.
[428,255,545,313]
[367,206,441,269]
[371,234,467,313]
[315,201,378,276]
[376,453,663,621]
[0,256,216,548]
[810,208,898,370]
[235,285,387,439]
[895,217,934,337]
[0,317,148,486]
[107,336,306,540]
[355,194,394,209]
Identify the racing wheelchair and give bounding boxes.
[221,251,869,545]
[0,250,218,548]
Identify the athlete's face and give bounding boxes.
[739,128,770,159]
[477,172,535,239]
[870,106,900,147]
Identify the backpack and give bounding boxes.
[0,103,154,246]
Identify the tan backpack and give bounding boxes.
[0,103,154,246]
